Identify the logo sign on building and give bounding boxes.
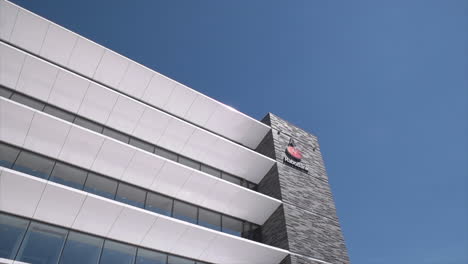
[283,138,308,173]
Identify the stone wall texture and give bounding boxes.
[257,113,349,264]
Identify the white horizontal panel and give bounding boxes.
[0,169,46,218]
[93,50,129,87]
[106,96,145,134]
[171,226,217,259]
[34,182,86,227]
[72,194,123,237]
[121,150,164,188]
[140,216,188,252]
[201,180,241,212]
[132,107,171,143]
[157,118,195,153]
[59,126,105,169]
[184,95,219,126]
[142,73,176,108]
[48,70,90,113]
[10,9,49,54]
[0,98,35,147]
[0,0,18,40]
[179,128,218,160]
[16,56,58,101]
[150,162,193,197]
[91,139,135,179]
[176,170,218,206]
[163,84,197,117]
[0,43,25,89]
[118,62,153,99]
[107,206,157,245]
[68,37,105,77]
[77,83,118,124]
[23,112,71,158]
[240,121,270,151]
[227,189,281,225]
[40,23,78,66]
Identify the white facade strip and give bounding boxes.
[0,97,281,224]
[0,41,275,184]
[0,168,290,264]
[0,0,270,150]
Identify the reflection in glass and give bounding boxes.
[221,173,241,185]
[103,128,129,143]
[136,248,167,264]
[198,208,221,231]
[145,193,173,216]
[129,138,154,153]
[200,165,220,178]
[222,215,243,237]
[172,201,197,224]
[0,143,20,168]
[84,173,118,199]
[11,93,45,110]
[13,151,55,179]
[50,162,87,190]
[44,105,75,123]
[0,213,29,259]
[178,156,200,170]
[167,255,195,264]
[100,240,136,264]
[74,117,103,134]
[116,183,146,208]
[155,147,177,162]
[16,222,68,264]
[59,231,103,264]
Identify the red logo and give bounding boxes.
[286,139,302,161]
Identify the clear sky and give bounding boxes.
[10,0,468,263]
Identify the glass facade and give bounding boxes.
[0,86,257,191]
[0,143,261,241]
[0,212,210,264]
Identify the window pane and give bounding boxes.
[17,222,68,264]
[200,164,220,178]
[135,248,167,264]
[0,143,20,168]
[43,105,75,123]
[10,93,45,110]
[198,208,221,231]
[84,173,117,199]
[178,156,199,170]
[0,86,13,98]
[167,256,194,264]
[145,193,173,216]
[172,201,197,224]
[116,183,146,208]
[13,151,55,179]
[50,162,87,190]
[129,138,154,153]
[222,216,243,236]
[103,128,129,143]
[74,117,103,133]
[155,147,177,162]
[59,231,103,264]
[0,213,29,259]
[221,173,241,185]
[100,240,136,264]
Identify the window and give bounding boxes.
[178,156,200,170]
[116,183,146,208]
[222,216,243,236]
[0,213,29,259]
[155,147,177,162]
[145,193,173,216]
[0,143,20,168]
[198,208,221,231]
[49,162,87,190]
[84,173,118,199]
[100,240,136,264]
[13,151,55,179]
[129,138,154,153]
[16,222,68,264]
[10,93,45,110]
[0,86,13,98]
[200,164,221,178]
[103,127,129,143]
[221,173,241,185]
[74,117,103,133]
[172,201,197,224]
[136,248,167,264]
[59,231,103,264]
[43,105,75,123]
[167,256,195,264]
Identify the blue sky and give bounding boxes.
[11,0,468,263]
